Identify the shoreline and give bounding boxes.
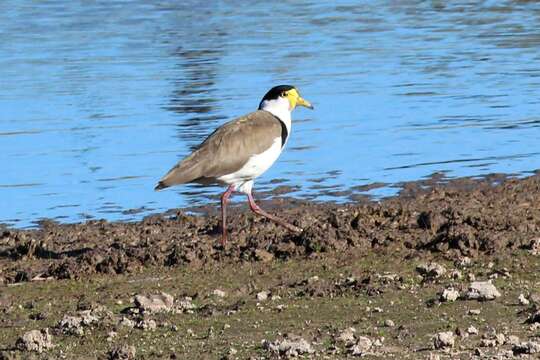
[1,171,539,284]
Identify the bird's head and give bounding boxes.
[258,85,314,112]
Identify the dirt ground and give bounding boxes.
[1,173,540,359]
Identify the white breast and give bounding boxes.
[217,137,283,194]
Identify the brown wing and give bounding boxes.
[155,110,283,189]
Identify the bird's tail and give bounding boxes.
[154,181,168,191]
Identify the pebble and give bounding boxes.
[518,293,530,306]
[134,292,174,313]
[416,262,446,279]
[465,281,501,301]
[213,289,226,298]
[256,291,269,301]
[467,326,478,335]
[108,344,136,360]
[384,319,395,327]
[136,318,157,331]
[468,309,481,315]
[336,327,356,345]
[440,288,460,302]
[513,341,540,355]
[350,336,373,356]
[262,335,315,356]
[16,328,54,353]
[433,331,455,349]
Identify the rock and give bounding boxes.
[212,289,226,298]
[526,311,540,323]
[256,291,269,301]
[518,293,530,306]
[134,292,174,313]
[468,309,481,315]
[416,262,446,279]
[467,326,478,335]
[480,339,497,347]
[384,319,395,327]
[440,288,460,302]
[450,270,463,280]
[136,318,157,331]
[350,336,372,356]
[118,317,135,328]
[57,310,99,336]
[177,297,196,312]
[108,344,136,360]
[465,281,501,301]
[512,341,540,355]
[16,328,54,353]
[528,238,540,255]
[262,335,315,357]
[336,327,356,345]
[433,331,455,349]
[372,307,383,313]
[507,335,520,346]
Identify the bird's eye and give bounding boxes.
[281,92,288,97]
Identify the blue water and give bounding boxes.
[2,1,540,227]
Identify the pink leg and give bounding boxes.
[247,192,303,233]
[220,185,235,245]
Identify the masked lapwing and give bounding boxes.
[155,85,313,244]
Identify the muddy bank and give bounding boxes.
[1,173,540,284]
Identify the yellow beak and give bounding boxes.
[296,96,314,110]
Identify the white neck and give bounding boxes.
[259,97,292,134]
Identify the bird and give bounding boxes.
[155,85,313,245]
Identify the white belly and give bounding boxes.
[217,137,283,193]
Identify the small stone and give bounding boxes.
[513,341,540,355]
[136,318,157,331]
[336,327,356,345]
[262,335,315,356]
[468,309,481,315]
[467,326,478,335]
[16,328,54,353]
[526,311,540,324]
[228,347,238,356]
[518,293,530,306]
[373,307,383,313]
[108,344,136,360]
[384,319,395,327]
[416,262,446,279]
[213,289,226,298]
[350,336,372,356]
[528,238,540,255]
[480,339,497,347]
[256,291,269,301]
[433,331,455,349]
[495,333,505,345]
[177,297,196,312]
[134,292,174,313]
[450,270,463,280]
[223,323,231,330]
[465,281,501,301]
[57,310,99,336]
[118,317,135,328]
[440,288,460,302]
[507,335,520,345]
[457,257,472,267]
[307,275,319,284]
